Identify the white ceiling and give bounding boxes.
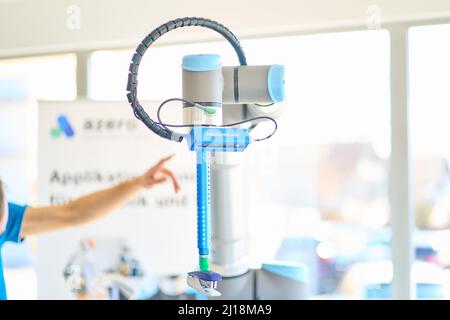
[1,0,450,57]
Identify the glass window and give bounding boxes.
[241,31,391,299]
[409,23,450,299]
[0,54,77,101]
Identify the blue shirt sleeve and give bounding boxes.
[3,203,27,243]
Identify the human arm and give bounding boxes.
[20,155,180,237]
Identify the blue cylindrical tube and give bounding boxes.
[196,150,211,258]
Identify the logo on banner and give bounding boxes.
[50,115,75,139]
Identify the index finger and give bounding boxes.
[154,154,175,168]
[161,167,181,193]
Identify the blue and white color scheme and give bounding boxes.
[187,127,251,152]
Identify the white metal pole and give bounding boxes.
[389,25,415,300]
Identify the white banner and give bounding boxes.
[36,100,197,299]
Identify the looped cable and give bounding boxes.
[126,17,248,142]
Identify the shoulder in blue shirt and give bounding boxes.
[0,202,28,300]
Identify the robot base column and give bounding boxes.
[209,262,309,300]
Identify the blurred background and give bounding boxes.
[0,0,450,299]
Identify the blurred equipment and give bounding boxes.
[63,239,146,300]
[126,17,308,299]
[63,239,107,300]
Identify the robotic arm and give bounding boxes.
[126,17,285,297]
